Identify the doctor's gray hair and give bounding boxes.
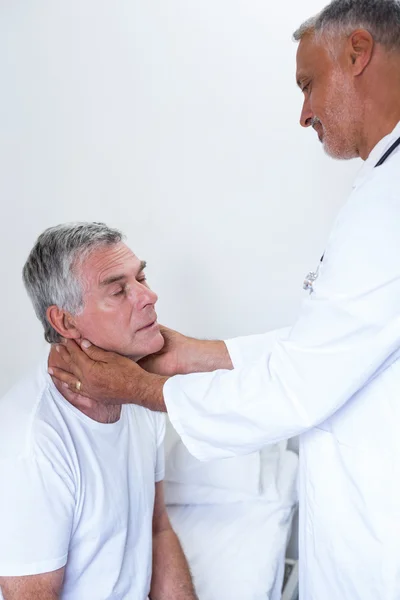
[23,222,124,344]
[293,0,400,52]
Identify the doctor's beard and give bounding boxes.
[315,69,361,160]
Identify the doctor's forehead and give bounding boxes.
[295,35,331,85]
[296,36,314,82]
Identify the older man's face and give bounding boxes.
[296,33,361,159]
[70,242,164,361]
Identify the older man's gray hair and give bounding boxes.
[294,0,400,51]
[23,222,124,344]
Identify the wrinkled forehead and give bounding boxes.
[295,33,333,85]
[77,242,139,284]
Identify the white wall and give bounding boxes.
[0,0,360,395]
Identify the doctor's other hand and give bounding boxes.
[48,339,167,407]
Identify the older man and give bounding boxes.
[51,1,400,599]
[0,223,197,600]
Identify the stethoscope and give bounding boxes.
[303,134,400,293]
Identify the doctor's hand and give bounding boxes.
[139,326,233,376]
[48,339,167,410]
[48,344,98,412]
[138,326,194,376]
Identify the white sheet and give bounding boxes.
[166,439,262,496]
[167,450,298,600]
[165,441,287,505]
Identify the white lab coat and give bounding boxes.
[164,121,400,600]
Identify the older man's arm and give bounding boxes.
[150,482,198,600]
[0,568,65,600]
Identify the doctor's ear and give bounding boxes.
[347,29,374,76]
[46,305,81,340]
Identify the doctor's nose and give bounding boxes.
[300,100,314,128]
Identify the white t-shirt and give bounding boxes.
[0,357,165,600]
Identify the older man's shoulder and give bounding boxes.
[127,403,166,437]
[0,362,50,460]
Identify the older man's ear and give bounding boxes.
[46,305,81,340]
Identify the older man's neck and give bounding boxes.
[83,402,121,424]
[52,377,122,424]
[83,352,145,423]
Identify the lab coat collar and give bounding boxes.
[353,120,400,189]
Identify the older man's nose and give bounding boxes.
[300,99,314,128]
[137,284,158,309]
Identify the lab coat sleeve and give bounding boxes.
[164,182,400,460]
[225,327,292,369]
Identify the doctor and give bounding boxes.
[50,0,400,598]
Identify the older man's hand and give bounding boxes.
[48,339,168,410]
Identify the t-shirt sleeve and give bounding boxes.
[0,453,75,576]
[154,413,166,483]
